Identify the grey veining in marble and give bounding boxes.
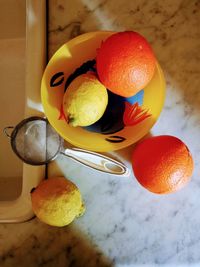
[1,0,200,266]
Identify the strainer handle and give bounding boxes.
[3,126,14,138]
[63,148,130,177]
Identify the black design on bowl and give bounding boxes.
[105,136,126,143]
[50,72,65,87]
[64,60,96,92]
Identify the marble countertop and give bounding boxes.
[1,0,200,266]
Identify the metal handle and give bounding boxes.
[62,147,130,177]
[3,126,14,138]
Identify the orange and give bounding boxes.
[132,135,194,194]
[96,31,156,97]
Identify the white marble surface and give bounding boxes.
[1,0,200,266]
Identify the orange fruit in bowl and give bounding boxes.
[96,31,156,97]
[132,135,194,194]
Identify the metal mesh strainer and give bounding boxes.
[4,117,130,176]
[4,117,61,165]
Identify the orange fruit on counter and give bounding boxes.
[96,31,156,97]
[132,135,194,194]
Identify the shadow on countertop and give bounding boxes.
[0,219,114,267]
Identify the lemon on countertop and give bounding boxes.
[31,177,85,227]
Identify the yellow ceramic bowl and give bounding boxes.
[41,31,165,152]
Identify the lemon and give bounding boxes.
[63,73,108,127]
[31,177,85,227]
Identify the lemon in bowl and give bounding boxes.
[63,73,108,127]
